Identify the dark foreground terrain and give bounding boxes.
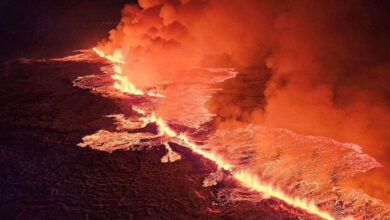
[0,1,320,218]
[0,60,321,219]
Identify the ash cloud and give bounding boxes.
[96,0,390,202]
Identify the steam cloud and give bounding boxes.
[96,0,390,202]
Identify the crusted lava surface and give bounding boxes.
[0,60,322,219]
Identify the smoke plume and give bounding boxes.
[96,0,390,202]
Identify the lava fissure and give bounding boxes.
[91,47,339,220]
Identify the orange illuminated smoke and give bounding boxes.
[94,48,143,95]
[93,48,343,220]
[93,47,124,64]
[135,108,336,220]
[94,48,164,97]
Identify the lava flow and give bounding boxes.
[3,0,390,219]
[92,47,338,220]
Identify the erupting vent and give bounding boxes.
[54,48,389,219]
[4,0,390,219]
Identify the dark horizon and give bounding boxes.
[0,0,136,61]
[1,1,390,219]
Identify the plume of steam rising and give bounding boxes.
[95,0,390,202]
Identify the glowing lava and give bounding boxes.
[134,107,337,220]
[93,47,124,64]
[93,48,143,95]
[93,48,342,220]
[94,48,164,97]
[111,65,144,95]
[233,171,335,220]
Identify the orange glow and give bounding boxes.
[233,171,334,220]
[150,114,345,219]
[93,47,124,64]
[147,91,164,97]
[111,72,144,95]
[92,48,344,220]
[94,47,164,97]
[134,107,338,220]
[94,47,143,95]
[131,91,338,220]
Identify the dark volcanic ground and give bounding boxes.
[0,59,319,220]
[0,1,320,219]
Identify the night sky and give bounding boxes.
[0,0,135,61]
[1,1,390,219]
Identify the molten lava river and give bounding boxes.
[51,48,390,220]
